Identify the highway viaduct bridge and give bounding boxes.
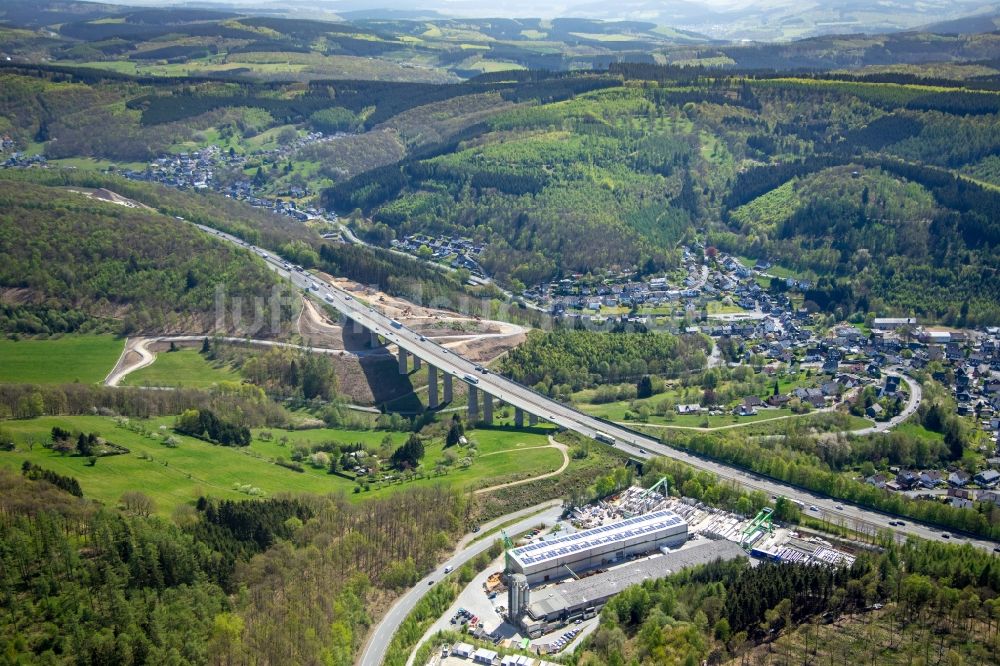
[193,223,1000,555]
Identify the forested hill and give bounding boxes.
[0,179,293,336]
[0,466,471,665]
[323,70,1000,325]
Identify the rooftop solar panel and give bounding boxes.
[510,509,686,568]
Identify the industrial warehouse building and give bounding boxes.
[515,540,748,637]
[507,509,688,584]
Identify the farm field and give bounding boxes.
[121,348,242,388]
[0,335,123,384]
[0,415,563,514]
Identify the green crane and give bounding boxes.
[501,529,515,573]
[740,507,774,551]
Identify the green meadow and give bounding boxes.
[0,335,123,384]
[122,348,242,388]
[0,415,563,514]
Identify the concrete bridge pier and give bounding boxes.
[398,348,408,374]
[467,384,479,420]
[482,393,493,424]
[412,355,422,371]
[528,413,538,426]
[369,329,380,348]
[442,374,453,403]
[427,365,439,409]
[514,407,524,428]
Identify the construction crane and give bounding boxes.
[740,507,774,551]
[501,529,515,573]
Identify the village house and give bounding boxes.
[974,470,1000,487]
[919,470,944,488]
[948,471,970,488]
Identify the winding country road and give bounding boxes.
[848,369,922,436]
[103,335,374,387]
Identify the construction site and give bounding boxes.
[424,480,859,662]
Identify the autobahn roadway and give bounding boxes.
[200,224,1000,559]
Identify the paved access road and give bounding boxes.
[358,501,564,666]
[103,334,377,386]
[850,369,922,436]
[199,225,1000,559]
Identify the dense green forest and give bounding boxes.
[500,329,709,396]
[0,179,293,336]
[0,465,469,665]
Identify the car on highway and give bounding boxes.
[419,336,427,341]
[809,505,819,512]
[427,579,434,585]
[443,565,453,574]
[639,448,647,454]
[836,504,844,510]
[994,546,1000,553]
[941,533,951,539]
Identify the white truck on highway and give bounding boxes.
[595,432,616,445]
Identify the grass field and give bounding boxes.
[705,301,746,315]
[122,348,241,388]
[0,335,123,384]
[0,415,563,514]
[892,421,944,444]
